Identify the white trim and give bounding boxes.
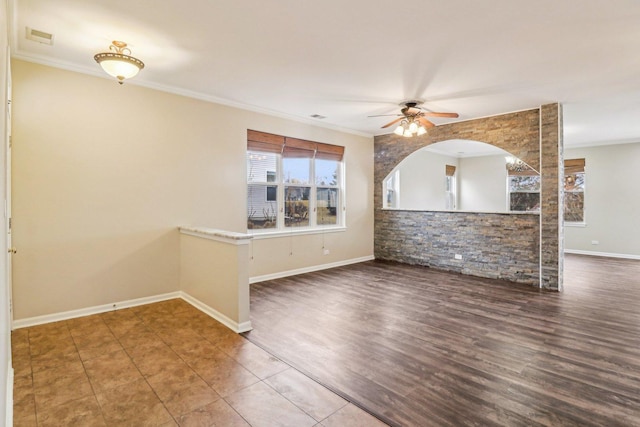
[564,249,640,260]
[249,226,346,240]
[11,291,253,334]
[11,292,181,329]
[538,106,543,289]
[5,364,12,427]
[564,137,640,149]
[179,227,252,245]
[179,292,252,333]
[380,207,538,215]
[250,255,375,284]
[9,53,371,139]
[564,222,586,228]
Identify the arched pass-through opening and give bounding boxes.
[374,105,563,290]
[382,139,539,213]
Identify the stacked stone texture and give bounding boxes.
[375,210,540,285]
[540,104,563,290]
[374,106,562,289]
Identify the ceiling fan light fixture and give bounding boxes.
[417,126,427,136]
[403,128,413,138]
[394,125,404,136]
[94,41,145,84]
[505,156,528,172]
[408,121,419,133]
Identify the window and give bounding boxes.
[564,158,585,223]
[266,186,277,202]
[383,170,400,209]
[445,165,456,210]
[507,168,540,212]
[247,151,279,229]
[247,130,344,232]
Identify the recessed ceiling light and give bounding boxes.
[25,27,54,45]
[310,114,326,119]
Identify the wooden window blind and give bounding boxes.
[247,130,344,161]
[247,130,285,154]
[316,142,345,161]
[565,158,585,174]
[283,137,317,158]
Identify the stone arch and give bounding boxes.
[375,109,540,182]
[374,105,563,290]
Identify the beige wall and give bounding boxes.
[180,233,250,330]
[11,60,374,320]
[564,142,640,256]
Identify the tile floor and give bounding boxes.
[12,298,388,426]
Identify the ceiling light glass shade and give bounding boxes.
[417,126,427,136]
[408,121,418,133]
[394,125,405,136]
[505,156,528,172]
[94,41,144,84]
[403,129,413,137]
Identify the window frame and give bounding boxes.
[247,148,345,236]
[564,162,586,226]
[506,174,541,213]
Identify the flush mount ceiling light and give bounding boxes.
[94,41,144,84]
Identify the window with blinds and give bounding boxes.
[564,158,585,223]
[247,130,345,231]
[445,165,456,210]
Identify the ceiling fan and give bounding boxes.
[370,101,459,137]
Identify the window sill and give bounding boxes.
[565,222,586,228]
[381,207,539,215]
[248,226,347,240]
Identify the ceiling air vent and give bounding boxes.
[26,27,54,45]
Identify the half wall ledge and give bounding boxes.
[179,226,253,333]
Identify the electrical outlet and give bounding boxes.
[323,248,330,255]
[454,254,462,260]
[591,240,599,245]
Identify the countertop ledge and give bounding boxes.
[179,226,253,241]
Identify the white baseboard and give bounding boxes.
[179,292,252,333]
[565,249,640,260]
[11,290,251,334]
[5,364,13,427]
[12,292,181,330]
[250,255,375,284]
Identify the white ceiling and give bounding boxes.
[9,0,640,147]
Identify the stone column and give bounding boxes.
[539,103,564,290]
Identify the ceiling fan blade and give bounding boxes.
[418,117,436,128]
[381,117,404,129]
[422,112,459,118]
[368,113,403,118]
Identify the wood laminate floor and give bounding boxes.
[244,254,640,427]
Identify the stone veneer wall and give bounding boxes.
[540,104,564,290]
[374,105,563,289]
[376,210,540,284]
